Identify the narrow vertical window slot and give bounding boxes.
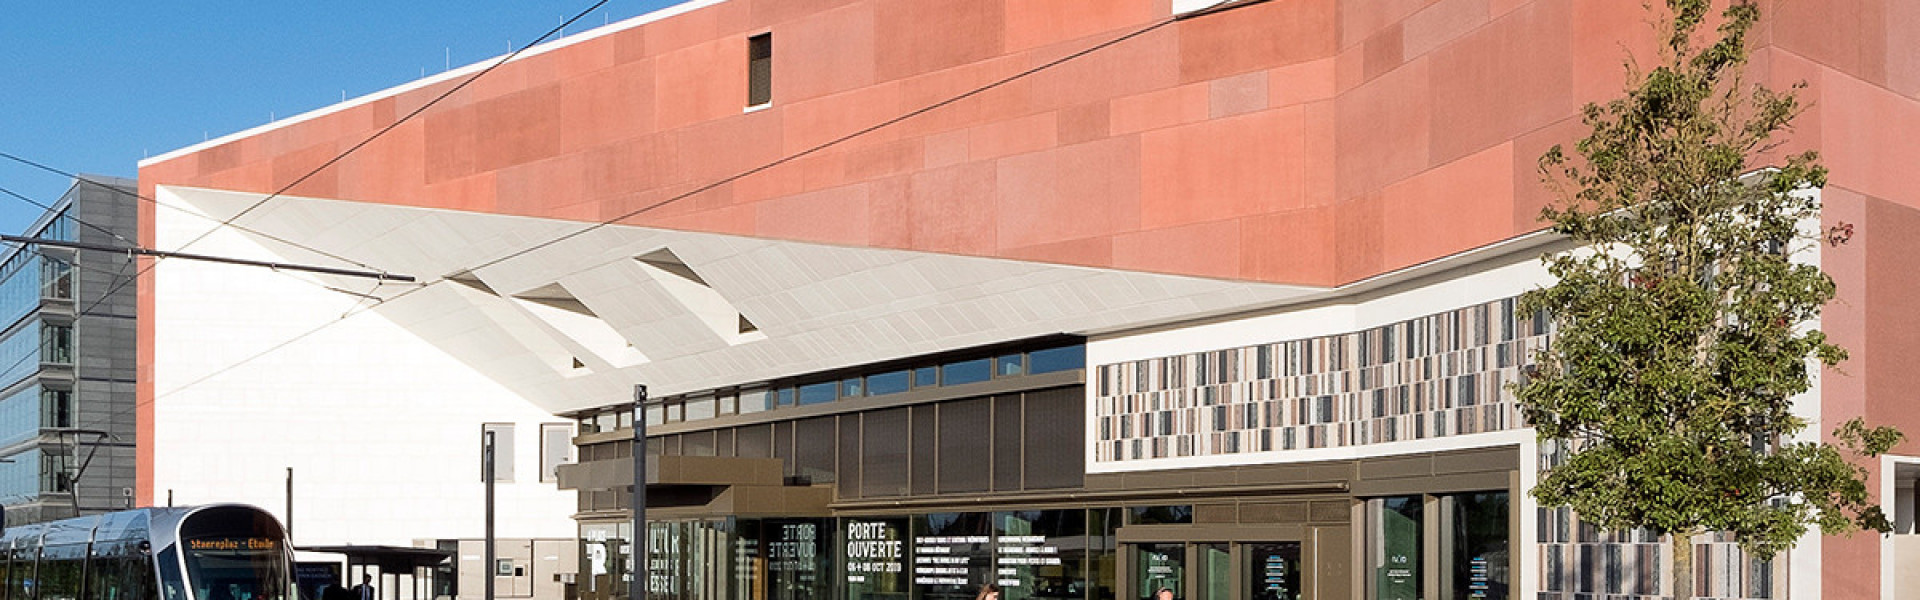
[748,33,773,108]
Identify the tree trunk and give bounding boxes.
[1672,530,1696,599]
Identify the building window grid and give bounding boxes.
[573,345,1084,431]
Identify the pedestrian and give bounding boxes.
[974,583,1000,600]
[353,575,375,600]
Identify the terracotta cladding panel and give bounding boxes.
[755,183,872,245]
[1401,0,1489,59]
[673,102,785,185]
[1179,0,1338,82]
[1024,26,1181,114]
[993,136,1142,250]
[1426,0,1573,166]
[1002,236,1115,268]
[875,0,1006,81]
[905,161,998,255]
[337,120,427,204]
[1769,0,1886,85]
[645,0,751,57]
[1817,65,1920,208]
[423,106,479,184]
[1332,56,1430,199]
[558,59,657,154]
[1334,190,1385,282]
[1003,0,1163,53]
[270,142,342,199]
[1509,116,1582,233]
[1379,142,1516,270]
[1240,207,1335,285]
[1864,197,1920,456]
[780,83,903,155]
[749,0,862,29]
[1338,0,1435,48]
[1819,187,1869,430]
[1890,0,1920,99]
[1113,219,1241,280]
[772,3,877,103]
[654,38,749,130]
[1141,106,1308,229]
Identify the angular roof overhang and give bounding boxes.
[152,185,1331,413]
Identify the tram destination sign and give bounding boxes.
[188,537,281,551]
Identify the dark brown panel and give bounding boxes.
[938,397,991,493]
[737,424,772,458]
[1431,445,1520,474]
[911,405,937,496]
[682,430,716,457]
[1308,500,1348,523]
[794,417,836,483]
[1351,471,1512,497]
[838,415,860,498]
[993,395,1023,491]
[1022,386,1085,490]
[1356,455,1432,480]
[1194,504,1237,524]
[1239,502,1308,524]
[862,407,910,497]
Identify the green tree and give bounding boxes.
[1518,0,1903,597]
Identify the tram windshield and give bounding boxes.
[177,506,293,600]
[182,536,291,600]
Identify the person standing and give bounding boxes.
[352,575,375,600]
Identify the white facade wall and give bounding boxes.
[152,192,576,547]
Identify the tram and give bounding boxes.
[0,504,293,600]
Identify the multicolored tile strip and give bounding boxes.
[1092,297,1549,463]
[1537,444,1780,599]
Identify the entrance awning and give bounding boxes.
[300,545,453,573]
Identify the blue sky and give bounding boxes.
[0,0,684,236]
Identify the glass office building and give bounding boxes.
[0,176,139,526]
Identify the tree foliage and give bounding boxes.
[1517,0,1903,588]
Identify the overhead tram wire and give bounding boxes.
[8,0,619,360]
[58,6,1205,436]
[0,152,392,275]
[0,180,403,300]
[153,0,614,265]
[0,182,140,247]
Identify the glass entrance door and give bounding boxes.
[1133,543,1184,600]
[1128,542,1302,600]
[1242,543,1300,600]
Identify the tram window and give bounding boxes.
[157,547,189,600]
[10,546,34,600]
[42,543,86,600]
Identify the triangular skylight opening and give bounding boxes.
[446,270,499,296]
[637,248,709,286]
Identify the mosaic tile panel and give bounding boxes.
[1093,298,1550,462]
[1537,445,1781,600]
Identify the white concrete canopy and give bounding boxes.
[154,185,1327,413]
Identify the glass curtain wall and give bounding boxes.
[604,510,1121,600]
